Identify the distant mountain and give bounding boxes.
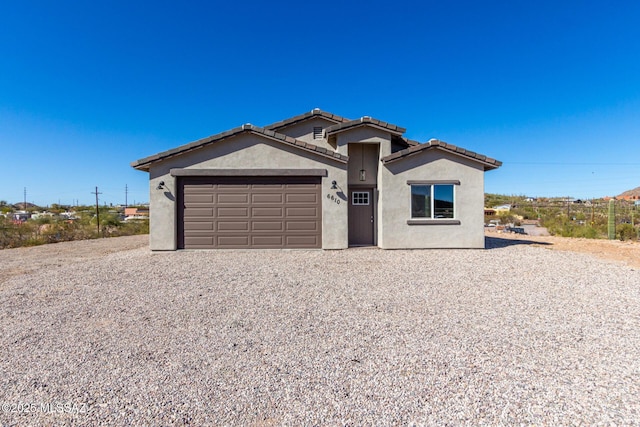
[618,186,640,199]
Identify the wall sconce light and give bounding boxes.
[331,180,337,189]
[156,181,165,190]
[359,170,366,181]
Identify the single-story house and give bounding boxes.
[493,204,512,213]
[132,109,501,250]
[124,207,150,217]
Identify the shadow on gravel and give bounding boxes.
[485,236,552,249]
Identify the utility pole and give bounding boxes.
[91,187,102,236]
[23,187,27,211]
[125,184,128,209]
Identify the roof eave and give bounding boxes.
[131,125,348,171]
[381,141,502,171]
[265,109,350,131]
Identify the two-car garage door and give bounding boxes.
[178,176,322,249]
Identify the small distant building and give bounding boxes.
[493,204,511,213]
[124,207,149,217]
[60,212,78,220]
[30,211,55,220]
[12,211,31,222]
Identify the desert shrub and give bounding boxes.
[575,225,601,239]
[617,223,637,241]
[0,216,148,249]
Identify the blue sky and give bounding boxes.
[1,1,639,206]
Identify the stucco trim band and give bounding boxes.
[406,180,461,185]
[406,219,462,225]
[170,168,328,177]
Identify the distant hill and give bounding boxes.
[12,202,40,210]
[618,186,640,199]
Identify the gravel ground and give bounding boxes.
[1,236,639,426]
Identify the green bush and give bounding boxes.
[617,223,637,241]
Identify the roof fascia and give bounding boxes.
[264,109,350,131]
[326,117,406,136]
[131,125,348,171]
[382,140,502,171]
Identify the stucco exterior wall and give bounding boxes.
[148,133,348,250]
[272,117,336,151]
[334,127,392,157]
[347,143,379,186]
[378,150,486,249]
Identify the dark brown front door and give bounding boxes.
[178,176,322,249]
[348,188,374,246]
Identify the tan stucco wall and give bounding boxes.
[147,133,348,250]
[272,117,336,151]
[378,150,486,249]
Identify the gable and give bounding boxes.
[382,139,501,171]
[132,124,347,171]
[269,116,338,150]
[383,147,487,177]
[265,109,350,132]
[147,132,348,178]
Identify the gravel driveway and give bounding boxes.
[1,236,639,425]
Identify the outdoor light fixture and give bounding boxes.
[156,181,165,190]
[331,180,337,189]
[359,145,366,181]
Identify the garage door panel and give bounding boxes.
[184,222,214,230]
[286,207,318,217]
[184,208,214,217]
[252,207,283,217]
[184,236,214,246]
[252,235,284,246]
[220,184,250,189]
[218,221,250,231]
[217,236,250,247]
[286,235,319,246]
[183,183,214,190]
[286,193,317,203]
[252,221,284,231]
[218,207,249,217]
[255,184,285,189]
[184,194,214,203]
[252,193,283,204]
[286,221,319,231]
[179,176,321,249]
[217,193,249,204]
[286,183,317,189]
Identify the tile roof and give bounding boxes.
[265,108,351,130]
[326,116,406,135]
[381,139,502,170]
[131,124,348,171]
[402,137,420,146]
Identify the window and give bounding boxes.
[411,184,454,218]
[313,127,323,139]
[352,192,370,205]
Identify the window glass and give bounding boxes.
[411,185,430,218]
[434,185,454,218]
[352,192,370,205]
